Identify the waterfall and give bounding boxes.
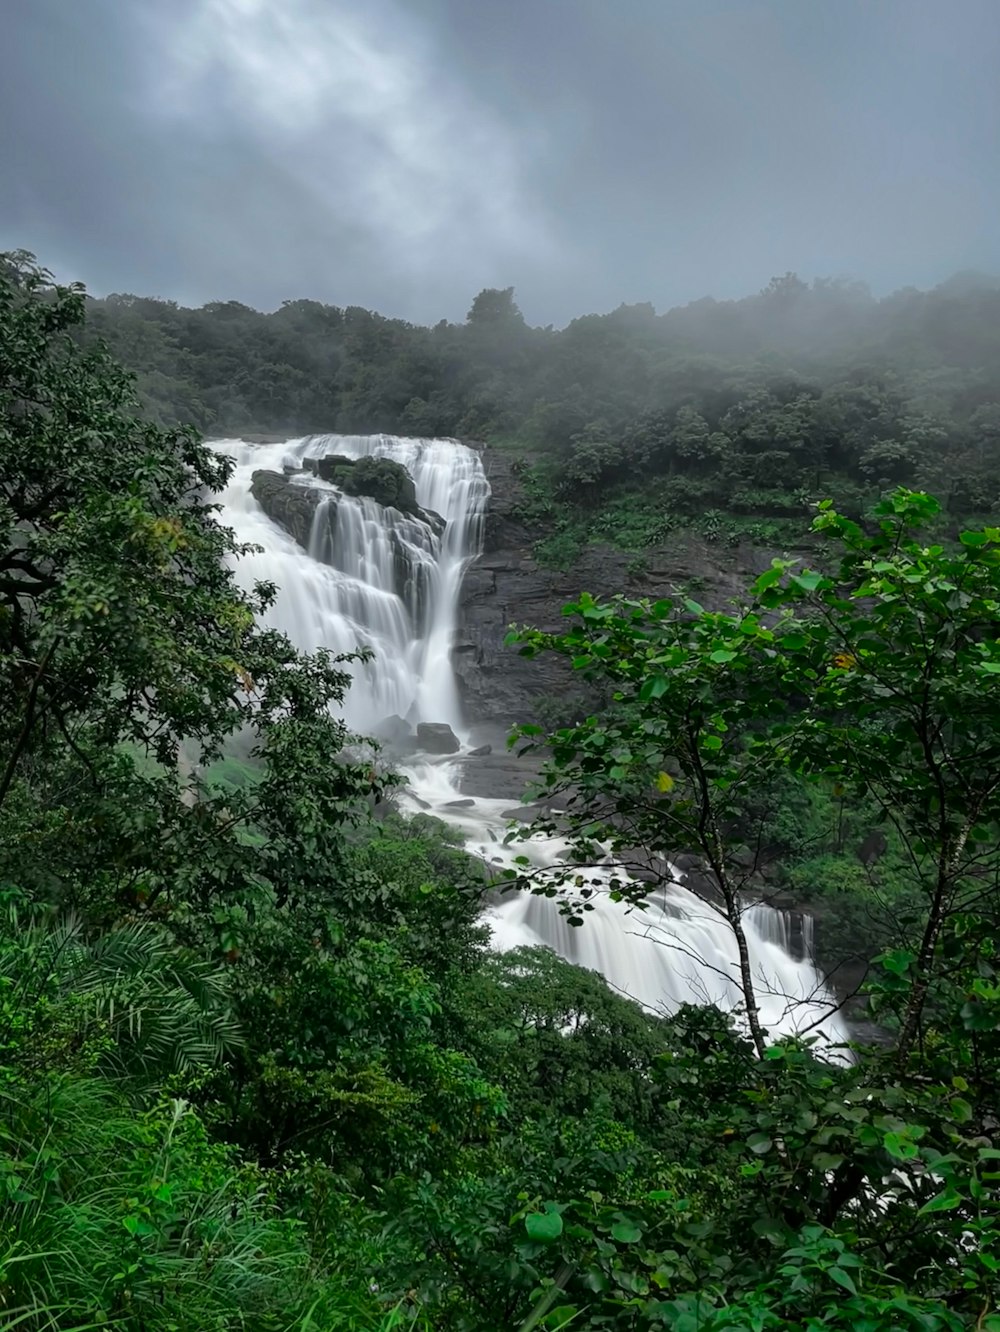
[213,432,850,1054]
[214,433,489,733]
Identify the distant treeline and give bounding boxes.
[87,271,1000,518]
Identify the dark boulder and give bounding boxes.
[500,800,554,825]
[303,454,356,484]
[466,743,492,757]
[349,456,419,514]
[251,470,439,625]
[416,722,461,754]
[374,714,414,744]
[250,470,321,549]
[305,453,427,521]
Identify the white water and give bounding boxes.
[214,432,850,1053]
[214,433,488,733]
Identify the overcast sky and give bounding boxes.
[2,0,998,325]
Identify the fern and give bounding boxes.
[0,907,242,1077]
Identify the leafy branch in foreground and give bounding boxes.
[508,489,1000,1065]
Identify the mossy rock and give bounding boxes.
[303,454,355,484]
[305,454,420,517]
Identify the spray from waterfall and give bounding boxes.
[213,432,850,1053]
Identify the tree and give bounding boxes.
[498,493,1000,1326]
[0,251,386,921]
[509,489,1000,1070]
[508,589,809,1058]
[765,491,1000,1064]
[465,286,524,327]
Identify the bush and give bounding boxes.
[533,527,585,569]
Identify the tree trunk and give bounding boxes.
[896,824,969,1066]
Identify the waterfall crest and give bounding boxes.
[214,432,849,1053]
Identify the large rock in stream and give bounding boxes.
[415,722,461,754]
[302,453,436,526]
[251,457,443,556]
[250,470,322,549]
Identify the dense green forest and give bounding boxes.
[88,270,1000,564]
[3,251,1000,1330]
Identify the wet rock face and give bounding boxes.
[250,467,438,629]
[303,454,356,483]
[374,714,413,745]
[251,459,443,571]
[455,444,785,729]
[250,470,321,549]
[454,548,615,727]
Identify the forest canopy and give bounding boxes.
[87,270,1000,535]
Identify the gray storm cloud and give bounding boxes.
[1,0,998,323]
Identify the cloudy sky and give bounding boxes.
[2,0,998,325]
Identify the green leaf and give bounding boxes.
[828,1266,858,1296]
[525,1211,564,1242]
[960,530,989,547]
[752,567,784,594]
[790,571,825,592]
[812,1152,845,1171]
[917,1190,962,1215]
[543,1305,579,1329]
[747,1132,773,1155]
[610,1220,642,1244]
[639,674,669,701]
[709,649,737,663]
[881,949,915,977]
[950,1097,973,1123]
[883,1132,918,1161]
[962,1000,1000,1032]
[701,734,723,751]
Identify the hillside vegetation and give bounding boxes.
[87,272,1000,562]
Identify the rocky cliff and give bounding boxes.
[454,445,788,727]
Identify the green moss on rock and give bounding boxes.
[305,454,420,517]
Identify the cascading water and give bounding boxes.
[215,433,488,733]
[214,432,850,1053]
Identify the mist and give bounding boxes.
[2,0,998,325]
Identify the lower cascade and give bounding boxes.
[215,433,849,1051]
